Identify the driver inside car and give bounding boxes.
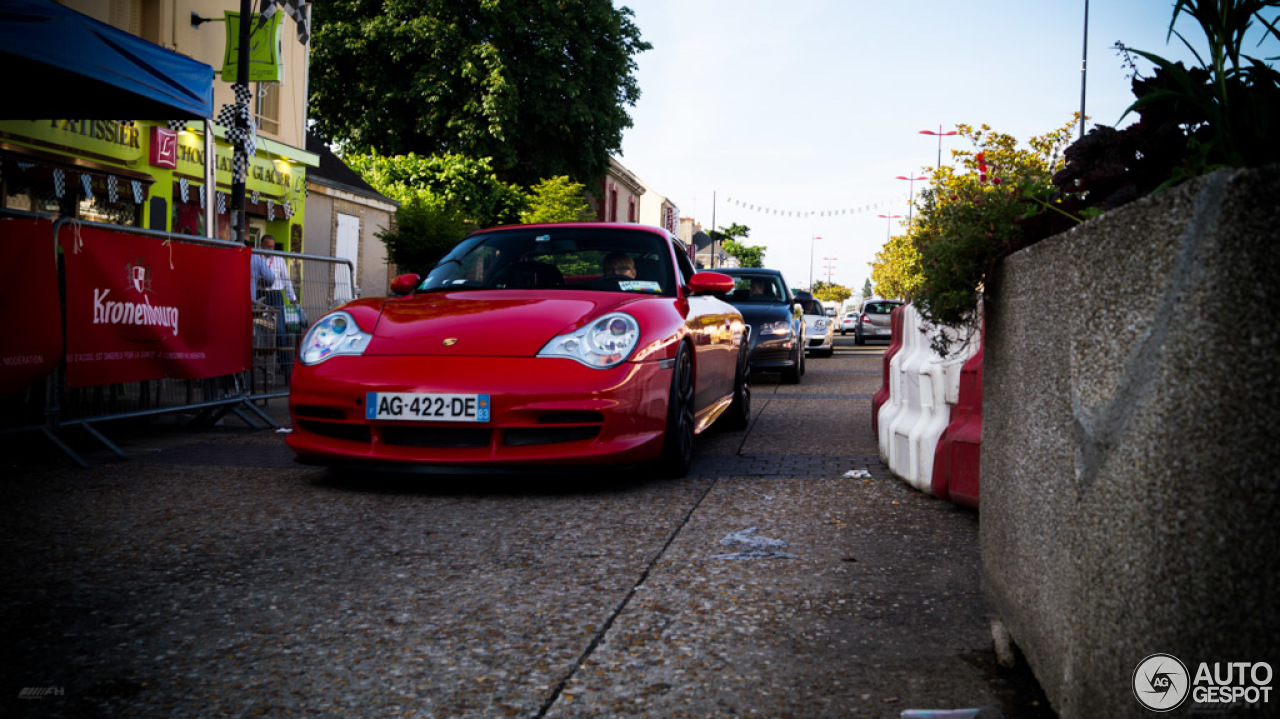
[602,252,636,279]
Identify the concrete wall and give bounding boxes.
[981,166,1280,717]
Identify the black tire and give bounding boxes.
[656,344,695,478]
[725,341,751,431]
[855,328,865,346]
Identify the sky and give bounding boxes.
[615,0,1279,293]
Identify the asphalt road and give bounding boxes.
[0,336,1053,718]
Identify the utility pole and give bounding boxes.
[230,0,253,246]
[1080,0,1089,140]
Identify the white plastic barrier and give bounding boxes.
[878,305,980,493]
[877,304,920,465]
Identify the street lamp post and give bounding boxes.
[895,174,928,224]
[822,256,838,284]
[808,235,822,289]
[919,126,958,170]
[877,214,902,240]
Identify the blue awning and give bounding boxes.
[0,0,214,120]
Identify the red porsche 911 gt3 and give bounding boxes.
[286,223,750,477]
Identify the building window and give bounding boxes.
[256,83,280,136]
[628,196,637,223]
[609,186,618,222]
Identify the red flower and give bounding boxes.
[991,177,1002,185]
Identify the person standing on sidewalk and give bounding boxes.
[261,235,297,381]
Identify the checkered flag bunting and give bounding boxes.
[53,168,65,198]
[262,1,311,45]
[284,200,293,219]
[167,120,186,132]
[180,177,189,203]
[217,191,227,214]
[81,173,93,201]
[252,190,260,205]
[267,200,275,221]
[108,175,119,203]
[199,185,206,207]
[132,180,144,204]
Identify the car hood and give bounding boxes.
[731,303,792,325]
[363,290,635,357]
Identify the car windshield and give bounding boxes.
[416,227,676,296]
[864,302,901,314]
[798,298,823,315]
[724,274,786,303]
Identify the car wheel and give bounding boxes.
[725,340,751,431]
[855,328,865,346]
[657,344,695,478]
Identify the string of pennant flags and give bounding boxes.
[724,196,904,219]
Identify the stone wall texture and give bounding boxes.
[981,165,1280,718]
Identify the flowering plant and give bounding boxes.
[904,121,1076,349]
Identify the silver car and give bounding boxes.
[855,299,902,345]
[797,294,834,357]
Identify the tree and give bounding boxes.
[810,281,852,306]
[722,240,766,268]
[344,151,528,272]
[310,0,651,186]
[710,224,766,268]
[519,176,595,224]
[861,279,873,299]
[870,233,922,301]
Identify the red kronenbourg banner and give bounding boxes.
[0,218,63,394]
[61,225,251,387]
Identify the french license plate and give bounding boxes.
[877,328,891,335]
[366,392,490,422]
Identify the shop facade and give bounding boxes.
[0,118,316,249]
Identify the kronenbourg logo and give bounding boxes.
[127,257,153,294]
[91,259,179,337]
[1134,653,1190,711]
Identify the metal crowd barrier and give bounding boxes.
[0,208,358,466]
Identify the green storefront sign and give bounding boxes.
[0,119,309,240]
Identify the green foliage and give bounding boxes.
[344,151,527,272]
[861,279,873,299]
[377,195,473,274]
[810,281,852,306]
[310,0,651,186]
[519,176,596,224]
[722,239,766,268]
[908,121,1076,337]
[710,224,765,268]
[1119,0,1280,174]
[344,152,527,224]
[870,233,922,302]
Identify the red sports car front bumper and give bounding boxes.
[286,354,673,470]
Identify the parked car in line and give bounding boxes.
[795,291,834,357]
[840,311,858,335]
[717,268,805,383]
[855,299,903,345]
[286,223,751,478]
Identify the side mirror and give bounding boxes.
[688,271,735,295]
[390,273,420,296]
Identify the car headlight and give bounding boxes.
[299,311,372,365]
[760,320,792,337]
[538,312,640,368]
